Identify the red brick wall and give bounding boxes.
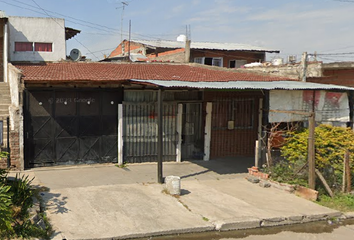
[0,157,7,168]
[9,131,21,169]
[108,41,145,58]
[308,69,354,87]
[204,91,262,158]
[0,131,20,169]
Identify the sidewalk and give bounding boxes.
[19,160,345,240]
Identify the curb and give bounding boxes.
[67,225,215,240]
[213,212,343,232]
[94,212,345,240]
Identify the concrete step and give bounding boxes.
[0,110,9,115]
[0,98,11,102]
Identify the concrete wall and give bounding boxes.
[7,64,23,169]
[8,16,66,62]
[244,62,323,80]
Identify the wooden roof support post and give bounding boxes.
[157,88,164,184]
[308,112,316,189]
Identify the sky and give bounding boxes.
[1,0,354,62]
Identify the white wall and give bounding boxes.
[8,16,66,62]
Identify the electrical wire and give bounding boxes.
[0,0,176,42]
[29,0,99,60]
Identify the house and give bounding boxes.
[0,11,80,169]
[307,62,354,87]
[105,39,279,68]
[10,62,354,170]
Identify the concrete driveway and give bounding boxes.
[21,159,342,240]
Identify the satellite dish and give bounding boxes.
[70,48,81,61]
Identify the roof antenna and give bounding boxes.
[118,1,129,43]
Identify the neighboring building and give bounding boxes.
[105,39,280,68]
[13,62,354,170]
[308,62,354,87]
[8,16,79,63]
[0,11,79,169]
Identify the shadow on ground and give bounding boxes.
[186,156,254,176]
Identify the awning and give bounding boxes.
[131,80,354,91]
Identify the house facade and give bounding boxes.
[105,39,279,68]
[0,12,79,169]
[11,62,354,170]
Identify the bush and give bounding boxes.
[281,124,354,191]
[0,184,14,235]
[8,174,34,220]
[0,171,51,239]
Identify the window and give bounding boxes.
[15,42,53,52]
[194,57,204,64]
[35,43,52,52]
[15,42,33,52]
[212,58,222,67]
[229,59,247,68]
[193,57,223,67]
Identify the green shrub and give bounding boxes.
[281,124,354,191]
[0,184,14,235]
[8,174,34,220]
[262,159,308,186]
[0,151,8,159]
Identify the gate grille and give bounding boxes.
[123,103,177,163]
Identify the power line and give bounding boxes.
[0,0,120,34]
[0,0,177,42]
[29,0,99,60]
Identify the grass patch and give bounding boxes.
[317,194,354,212]
[202,216,209,222]
[116,162,128,168]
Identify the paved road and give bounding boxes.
[239,225,354,240]
[142,220,354,240]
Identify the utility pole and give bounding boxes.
[301,52,308,82]
[128,20,131,62]
[184,25,191,63]
[308,111,316,189]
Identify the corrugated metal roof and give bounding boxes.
[133,39,279,53]
[131,80,354,91]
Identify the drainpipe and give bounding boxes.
[6,117,10,168]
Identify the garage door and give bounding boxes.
[24,88,122,168]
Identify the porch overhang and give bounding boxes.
[130,80,354,91]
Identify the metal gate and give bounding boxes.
[210,96,259,157]
[25,89,122,167]
[123,103,177,163]
[181,103,203,160]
